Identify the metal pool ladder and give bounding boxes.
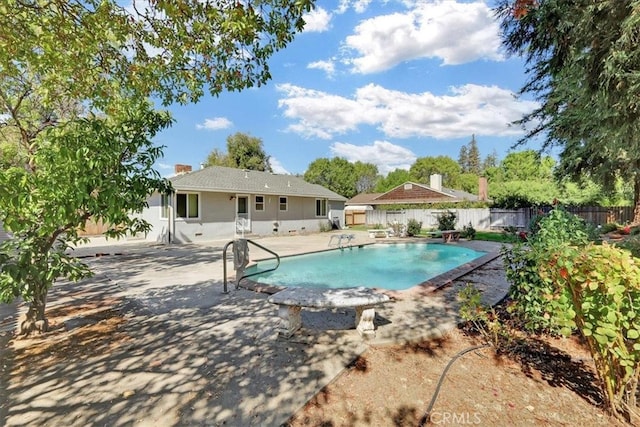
[222,238,280,293]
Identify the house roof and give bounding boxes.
[346,193,383,205]
[346,181,479,205]
[169,166,347,201]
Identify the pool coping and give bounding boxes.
[237,239,501,298]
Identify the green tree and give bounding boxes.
[500,150,554,182]
[490,180,560,207]
[482,149,499,175]
[458,145,469,172]
[458,135,481,174]
[410,156,461,188]
[458,173,480,195]
[304,157,356,198]
[204,148,232,168]
[497,0,640,223]
[1,98,171,334]
[204,132,272,171]
[467,135,481,175]
[0,0,312,334]
[374,169,412,193]
[353,161,379,193]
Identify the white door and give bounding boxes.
[236,195,250,234]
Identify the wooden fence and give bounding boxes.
[365,206,635,231]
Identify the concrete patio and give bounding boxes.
[0,230,509,426]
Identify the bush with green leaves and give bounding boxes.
[458,284,509,349]
[539,243,640,421]
[406,219,422,237]
[461,223,476,240]
[601,222,620,234]
[618,236,640,258]
[502,206,594,334]
[435,210,457,231]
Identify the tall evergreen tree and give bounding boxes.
[482,149,499,172]
[497,0,640,223]
[467,135,481,175]
[458,145,469,172]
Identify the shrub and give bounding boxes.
[502,206,594,334]
[601,222,619,234]
[527,212,545,236]
[539,243,640,422]
[318,220,332,232]
[435,210,457,231]
[461,223,476,240]
[618,235,640,258]
[388,221,403,237]
[458,284,509,349]
[406,219,422,237]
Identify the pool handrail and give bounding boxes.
[222,239,280,293]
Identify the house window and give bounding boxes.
[316,199,327,217]
[255,195,265,211]
[160,193,170,219]
[279,196,288,211]
[176,192,199,219]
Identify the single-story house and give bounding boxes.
[344,174,488,225]
[140,165,347,243]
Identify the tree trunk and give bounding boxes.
[19,286,49,336]
[634,177,640,226]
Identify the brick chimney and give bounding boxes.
[478,176,488,201]
[175,164,192,175]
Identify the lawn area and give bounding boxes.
[474,230,518,243]
[347,224,517,243]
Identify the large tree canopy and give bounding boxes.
[0,0,313,335]
[204,132,272,171]
[409,156,461,188]
[0,0,312,108]
[304,158,379,198]
[496,0,640,222]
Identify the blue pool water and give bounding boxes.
[245,243,486,291]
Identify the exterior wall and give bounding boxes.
[172,192,236,242]
[142,191,345,243]
[140,192,170,242]
[328,201,345,229]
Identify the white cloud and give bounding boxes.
[331,140,416,175]
[302,7,332,32]
[336,0,373,14]
[269,157,290,174]
[307,60,336,78]
[344,1,503,74]
[156,162,173,170]
[196,117,233,130]
[277,82,538,140]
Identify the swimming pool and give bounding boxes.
[244,243,487,291]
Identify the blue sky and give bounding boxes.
[153,0,539,177]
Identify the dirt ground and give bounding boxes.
[286,325,632,427]
[1,298,636,427]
